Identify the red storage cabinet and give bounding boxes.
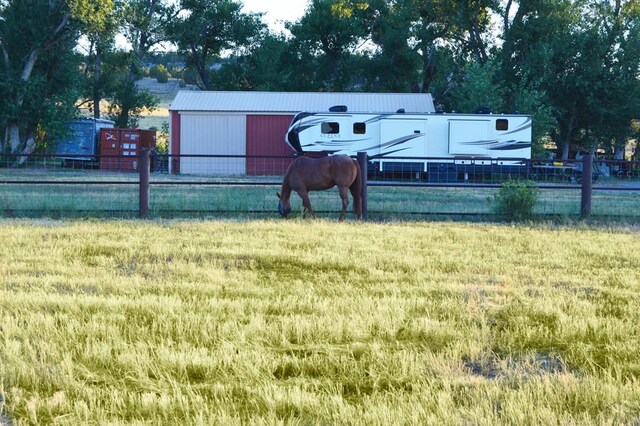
[100,129,156,172]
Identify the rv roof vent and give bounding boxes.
[396,108,405,113]
[329,105,348,112]
[475,107,493,114]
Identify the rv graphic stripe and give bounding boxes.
[489,141,532,150]
[501,117,532,137]
[458,139,531,150]
[371,147,411,158]
[362,134,423,152]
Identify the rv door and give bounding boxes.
[379,118,427,173]
[448,120,490,156]
[380,119,427,157]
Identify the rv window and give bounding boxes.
[321,122,340,134]
[496,119,509,131]
[353,122,366,134]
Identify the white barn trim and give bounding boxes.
[170,91,435,114]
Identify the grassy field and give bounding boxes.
[2,167,639,219]
[1,219,639,424]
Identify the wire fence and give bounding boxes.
[1,152,638,220]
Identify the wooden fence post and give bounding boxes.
[580,152,593,219]
[357,151,368,220]
[139,148,150,218]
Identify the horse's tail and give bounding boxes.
[350,159,363,220]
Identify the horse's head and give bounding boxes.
[276,192,291,217]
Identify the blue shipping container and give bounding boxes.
[52,118,114,160]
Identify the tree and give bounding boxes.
[0,0,115,159]
[208,33,319,91]
[358,0,421,92]
[500,0,640,159]
[166,0,265,90]
[102,50,158,128]
[324,0,497,93]
[584,0,640,159]
[412,0,496,96]
[287,0,370,91]
[104,0,174,127]
[77,0,123,119]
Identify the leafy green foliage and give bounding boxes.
[0,0,87,155]
[492,181,540,222]
[500,0,640,158]
[165,0,265,90]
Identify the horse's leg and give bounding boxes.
[338,186,350,221]
[298,190,316,219]
[349,183,362,220]
[349,159,363,220]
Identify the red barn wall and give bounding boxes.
[246,115,295,175]
[170,110,181,173]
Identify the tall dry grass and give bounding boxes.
[1,219,639,424]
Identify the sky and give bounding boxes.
[241,0,309,33]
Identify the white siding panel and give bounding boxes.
[180,114,246,175]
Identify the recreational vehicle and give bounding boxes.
[285,108,532,181]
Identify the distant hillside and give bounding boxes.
[135,78,199,130]
[136,77,200,107]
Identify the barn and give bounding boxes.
[168,91,435,175]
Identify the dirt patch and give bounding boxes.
[464,352,566,380]
[0,394,10,426]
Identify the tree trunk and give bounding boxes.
[557,106,577,160]
[0,128,7,153]
[21,50,39,81]
[9,48,39,156]
[15,127,37,165]
[561,140,570,160]
[613,136,626,160]
[93,49,103,119]
[556,121,573,160]
[419,43,436,93]
[192,48,211,90]
[4,10,71,156]
[8,123,21,154]
[471,19,488,64]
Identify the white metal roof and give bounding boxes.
[170,91,435,114]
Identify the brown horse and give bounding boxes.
[277,156,363,221]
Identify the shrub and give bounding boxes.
[148,64,166,78]
[153,122,169,154]
[492,181,539,221]
[148,64,171,83]
[171,67,183,79]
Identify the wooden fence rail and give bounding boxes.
[137,151,599,220]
